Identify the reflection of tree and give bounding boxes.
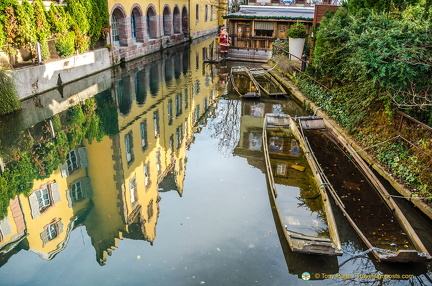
[332,240,430,286]
[206,99,241,157]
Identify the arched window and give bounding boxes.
[147,7,157,38]
[163,6,172,36]
[173,6,181,34]
[182,7,189,34]
[112,14,119,44]
[131,13,137,40]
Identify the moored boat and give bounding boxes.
[229,66,261,98]
[248,67,287,97]
[299,116,432,263]
[262,113,343,256]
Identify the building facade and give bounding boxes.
[107,0,226,62]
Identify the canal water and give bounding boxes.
[1,36,432,285]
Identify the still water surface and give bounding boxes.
[1,37,432,285]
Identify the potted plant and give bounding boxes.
[287,23,307,61]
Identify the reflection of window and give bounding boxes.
[29,183,60,218]
[205,5,208,22]
[147,199,154,221]
[194,104,200,122]
[144,162,150,187]
[46,223,58,241]
[41,220,63,247]
[140,120,148,150]
[184,88,189,109]
[168,99,173,125]
[175,93,182,117]
[36,188,51,209]
[169,135,174,155]
[210,5,213,21]
[66,150,78,173]
[249,133,262,151]
[125,132,134,164]
[204,98,208,110]
[60,147,88,177]
[251,103,264,117]
[156,151,161,172]
[71,181,84,202]
[153,110,160,137]
[129,177,137,204]
[66,177,93,207]
[176,125,183,149]
[196,4,199,21]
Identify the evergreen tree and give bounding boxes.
[15,0,37,48]
[347,0,421,13]
[0,0,17,46]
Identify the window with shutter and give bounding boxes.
[36,188,51,210]
[66,150,79,173]
[40,220,63,247]
[71,181,84,202]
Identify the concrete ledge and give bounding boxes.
[7,48,111,100]
[269,67,432,220]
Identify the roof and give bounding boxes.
[223,5,315,21]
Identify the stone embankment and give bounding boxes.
[7,48,111,100]
[267,65,432,221]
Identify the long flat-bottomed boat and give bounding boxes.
[229,66,261,98]
[248,67,287,97]
[262,113,343,256]
[298,116,432,263]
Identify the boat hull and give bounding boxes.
[263,114,342,256]
[299,116,432,263]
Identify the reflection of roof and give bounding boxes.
[223,5,314,20]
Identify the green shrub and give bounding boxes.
[15,0,37,48]
[287,23,307,38]
[55,31,75,57]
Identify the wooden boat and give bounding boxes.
[229,66,261,98]
[262,113,343,256]
[248,67,287,97]
[298,116,432,263]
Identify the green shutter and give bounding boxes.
[0,217,12,237]
[82,177,93,198]
[51,182,61,204]
[29,193,41,219]
[78,147,88,168]
[66,189,73,207]
[57,220,64,234]
[60,163,69,177]
[40,228,49,247]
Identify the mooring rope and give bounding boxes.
[384,194,430,200]
[349,135,401,156]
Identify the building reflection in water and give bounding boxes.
[0,36,223,266]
